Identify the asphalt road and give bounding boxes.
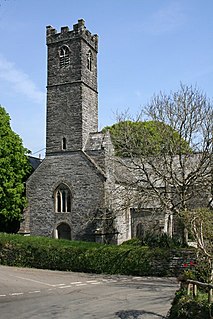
[0,265,179,319]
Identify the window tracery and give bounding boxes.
[59,45,70,68]
[55,184,71,213]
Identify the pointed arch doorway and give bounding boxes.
[57,223,71,240]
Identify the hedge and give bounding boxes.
[0,233,193,276]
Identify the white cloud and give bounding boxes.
[0,55,45,105]
[143,2,186,35]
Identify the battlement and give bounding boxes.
[46,19,98,51]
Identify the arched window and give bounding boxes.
[59,45,70,68]
[87,50,92,71]
[55,184,71,213]
[62,137,67,150]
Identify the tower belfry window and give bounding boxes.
[87,50,92,71]
[59,46,70,68]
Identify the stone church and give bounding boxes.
[20,19,125,243]
[20,19,209,244]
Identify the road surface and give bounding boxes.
[0,265,179,319]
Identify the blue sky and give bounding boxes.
[0,0,213,157]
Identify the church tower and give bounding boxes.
[46,19,98,154]
[22,20,118,243]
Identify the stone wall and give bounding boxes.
[26,151,106,240]
[46,19,98,155]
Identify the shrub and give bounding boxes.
[179,258,212,284]
[121,238,143,246]
[167,289,213,319]
[122,233,184,249]
[143,233,184,249]
[0,233,176,276]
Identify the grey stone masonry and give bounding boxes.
[22,19,213,244]
[21,19,118,242]
[46,19,98,154]
[27,152,105,240]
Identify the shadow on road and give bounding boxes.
[115,309,166,318]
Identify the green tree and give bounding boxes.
[106,84,212,243]
[103,120,190,157]
[183,208,213,283]
[0,106,31,233]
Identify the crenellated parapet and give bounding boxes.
[46,19,98,51]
